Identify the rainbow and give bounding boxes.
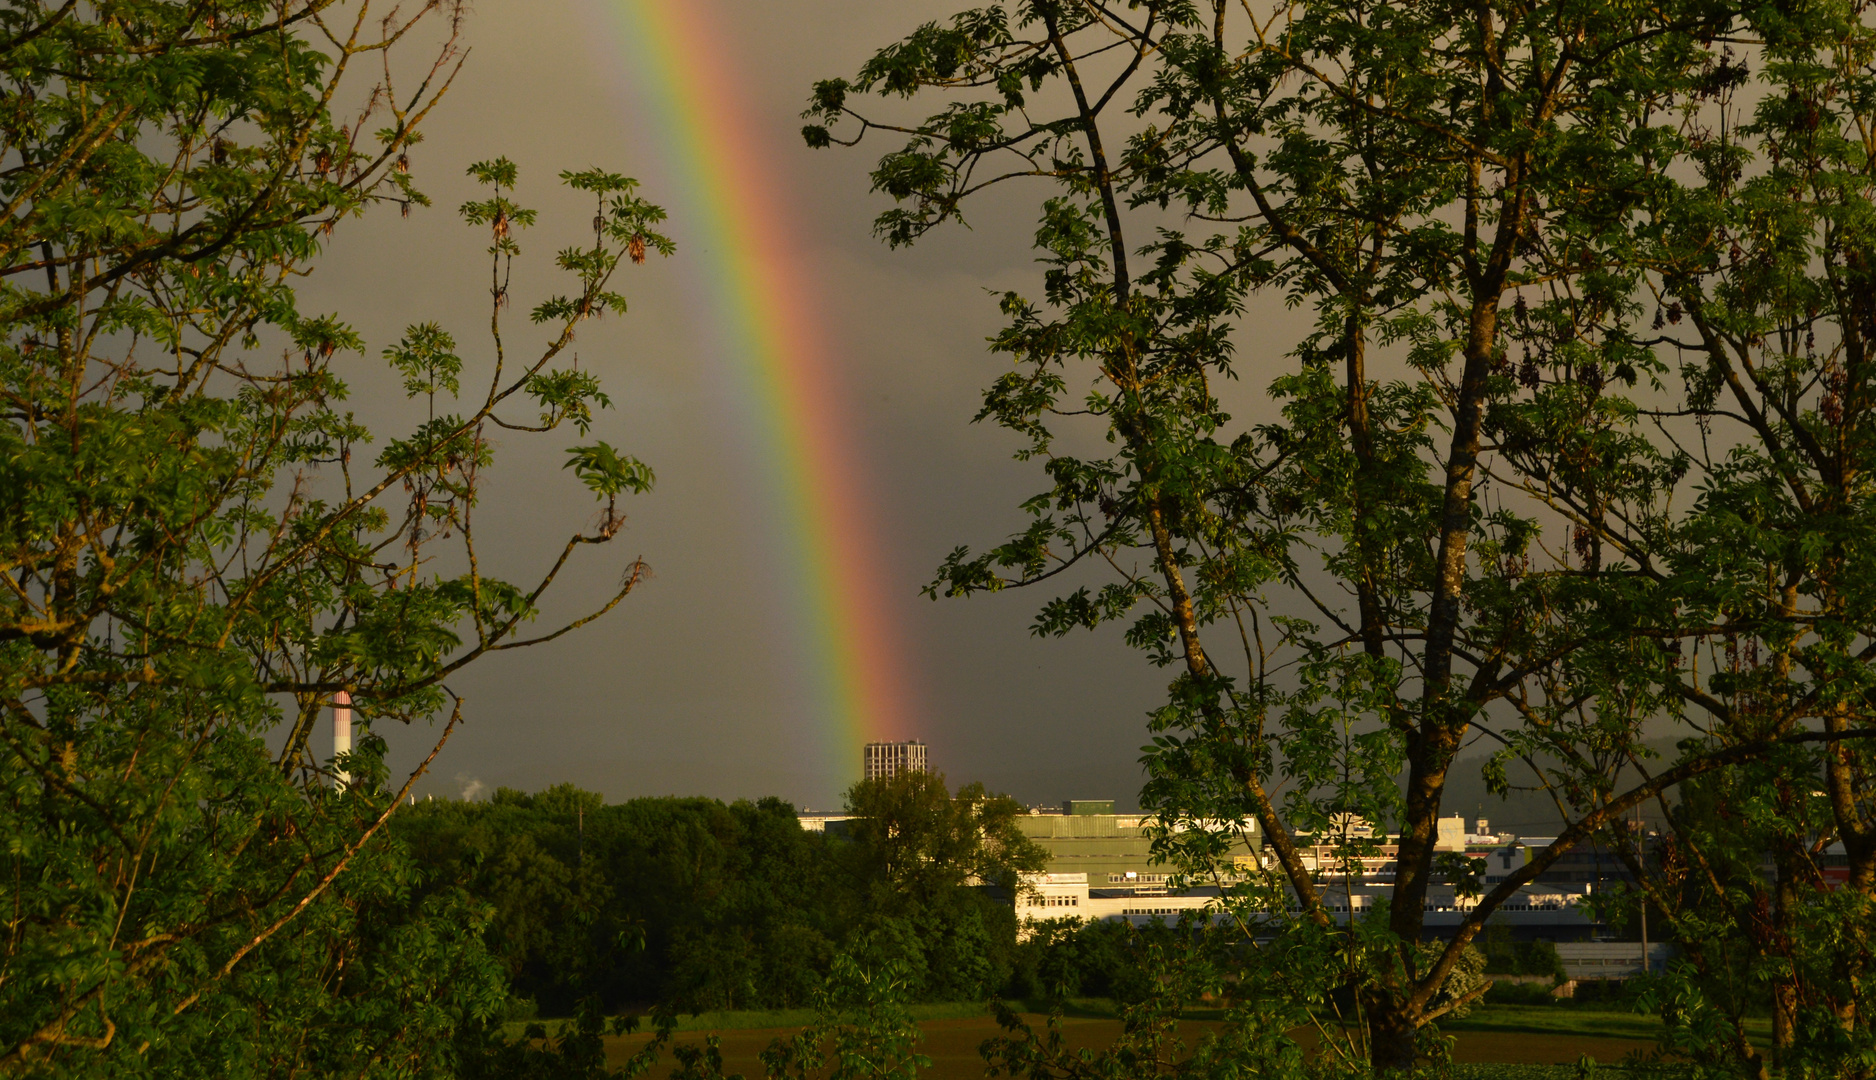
[593,0,912,794]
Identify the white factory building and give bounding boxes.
[1016,870,1597,931]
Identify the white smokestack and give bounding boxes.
[332,690,352,791]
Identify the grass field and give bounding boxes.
[596,1001,997,1035]
[570,1001,1741,1077]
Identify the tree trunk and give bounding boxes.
[1824,697,1876,1037]
[1365,989,1419,1073]
[1772,852,1799,1066]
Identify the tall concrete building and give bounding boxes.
[862,740,927,781]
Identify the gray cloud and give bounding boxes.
[304,0,1293,813]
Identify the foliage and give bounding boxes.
[983,930,1325,1080]
[842,770,1049,906]
[760,933,933,1080]
[836,771,1043,1002]
[399,790,843,1015]
[1416,943,1488,1021]
[809,0,1876,1069]
[397,774,1040,1016]
[1482,982,1562,1008]
[0,1,667,1073]
[1477,929,1564,981]
[1604,0,1876,1069]
[1006,916,1180,1004]
[1444,1069,1697,1080]
[462,1000,671,1080]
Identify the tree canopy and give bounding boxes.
[810,0,1876,1069]
[842,771,1048,907]
[394,774,1055,1016]
[0,1,665,1073]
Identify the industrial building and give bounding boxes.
[1006,800,1257,928]
[800,758,1618,944]
[1010,809,1609,939]
[1015,868,1601,934]
[1013,799,1262,889]
[1555,942,1673,979]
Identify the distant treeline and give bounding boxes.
[392,773,1176,1017]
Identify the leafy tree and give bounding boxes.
[983,930,1319,1080]
[1475,926,1562,981]
[760,933,932,1080]
[461,999,672,1080]
[0,1,668,1072]
[613,796,848,1012]
[400,792,854,1014]
[919,903,1001,1001]
[1582,4,1876,1070]
[399,779,1052,1014]
[805,0,1876,1067]
[1006,917,1178,1004]
[842,770,1048,908]
[837,773,1042,1005]
[1632,764,1805,1072]
[400,787,609,1016]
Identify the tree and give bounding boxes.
[0,1,669,1072]
[1636,760,1822,1072]
[759,933,932,1080]
[806,0,1876,1067]
[981,929,1315,1080]
[838,773,1041,1003]
[399,791,854,1015]
[842,771,1047,907]
[1598,7,1876,1070]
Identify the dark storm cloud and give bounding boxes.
[303,1,1305,812]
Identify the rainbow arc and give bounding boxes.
[600,0,913,791]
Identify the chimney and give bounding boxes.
[332,690,352,791]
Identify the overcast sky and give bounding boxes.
[284,0,1719,835]
[300,0,1228,811]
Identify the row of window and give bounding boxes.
[1029,896,1080,907]
[1107,873,1170,883]
[1122,908,1183,916]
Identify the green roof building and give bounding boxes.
[1013,807,1262,893]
